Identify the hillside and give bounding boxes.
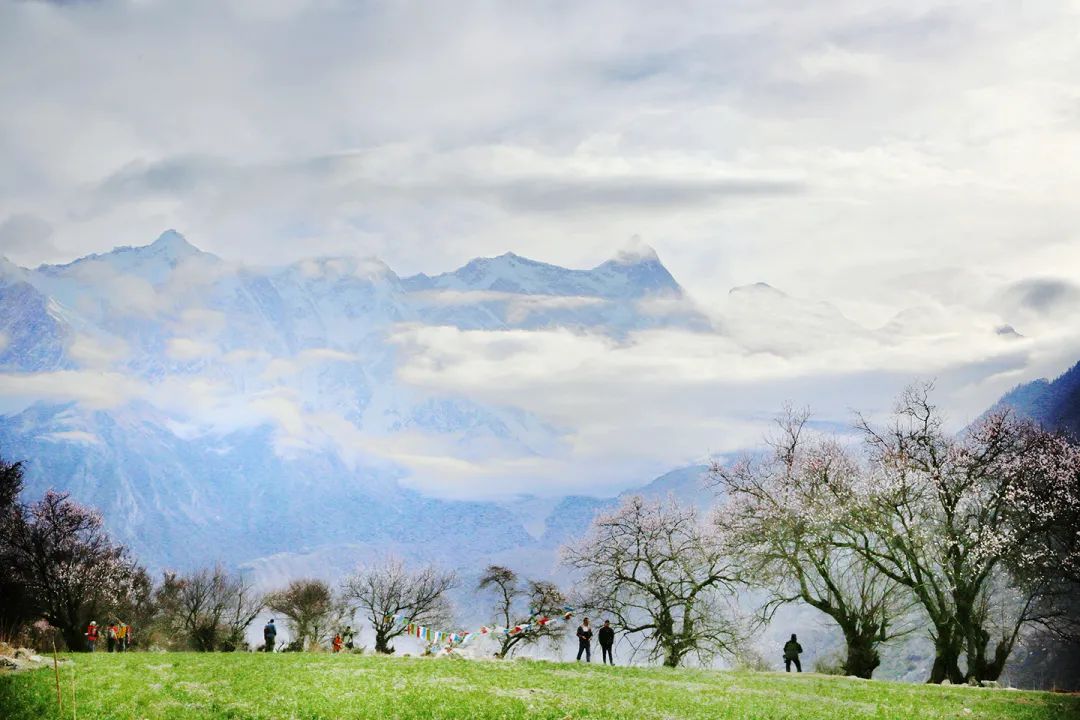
[996,360,1080,439]
[2,652,1077,720]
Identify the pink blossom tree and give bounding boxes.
[5,489,144,650]
[710,409,916,678]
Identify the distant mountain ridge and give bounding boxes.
[0,231,714,577]
[0,230,1035,585]
[995,360,1080,438]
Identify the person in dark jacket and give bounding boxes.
[576,618,592,662]
[783,633,803,672]
[263,619,277,652]
[598,620,615,665]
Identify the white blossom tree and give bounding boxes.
[847,385,1080,683]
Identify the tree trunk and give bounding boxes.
[374,629,391,654]
[968,636,1010,683]
[927,630,965,684]
[60,625,84,653]
[842,633,881,679]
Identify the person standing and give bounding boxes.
[116,622,127,652]
[342,626,354,650]
[85,621,99,652]
[263,619,277,652]
[598,620,615,666]
[783,634,803,673]
[106,623,118,653]
[576,618,593,662]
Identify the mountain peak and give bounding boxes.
[609,244,660,266]
[146,229,200,259]
[729,281,785,297]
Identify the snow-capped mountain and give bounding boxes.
[0,232,714,575]
[0,231,1035,581]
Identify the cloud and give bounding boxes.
[40,430,100,445]
[1002,278,1080,316]
[411,289,607,323]
[0,370,145,413]
[68,333,129,369]
[165,337,219,361]
[0,214,55,262]
[2,0,1080,499]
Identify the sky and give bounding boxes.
[2,0,1080,497]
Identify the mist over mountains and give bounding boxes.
[0,231,1063,589]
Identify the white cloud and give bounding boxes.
[41,430,100,445]
[165,337,219,361]
[68,333,128,369]
[2,0,1080,498]
[411,289,607,323]
[0,371,145,414]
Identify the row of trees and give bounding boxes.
[3,385,1077,683]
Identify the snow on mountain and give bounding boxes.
[2,230,1028,593]
[720,281,872,355]
[0,232,717,577]
[403,245,680,299]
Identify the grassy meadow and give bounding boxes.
[2,652,1078,720]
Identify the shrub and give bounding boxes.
[814,652,847,676]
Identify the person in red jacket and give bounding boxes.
[85,621,99,652]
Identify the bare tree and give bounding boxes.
[709,409,914,678]
[221,575,265,651]
[266,579,348,650]
[477,565,567,658]
[154,564,262,651]
[562,495,744,667]
[342,557,456,654]
[847,385,1080,683]
[5,489,144,650]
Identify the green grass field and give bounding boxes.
[2,653,1078,720]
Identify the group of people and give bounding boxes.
[331,626,355,653]
[84,620,133,652]
[574,618,616,665]
[261,614,804,671]
[261,619,356,653]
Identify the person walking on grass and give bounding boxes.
[263,619,277,652]
[106,623,118,652]
[85,621,98,652]
[342,626,354,650]
[116,621,127,652]
[576,618,593,662]
[598,619,615,666]
[783,634,803,673]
